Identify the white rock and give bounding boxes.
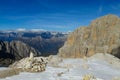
[29,52,34,60]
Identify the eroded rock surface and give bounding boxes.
[0,52,47,78]
[58,14,120,58]
[10,52,47,72]
[82,74,97,80]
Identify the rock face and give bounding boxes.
[58,14,120,58]
[0,41,41,66]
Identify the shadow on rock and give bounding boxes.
[111,46,120,59]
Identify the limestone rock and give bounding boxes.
[82,74,97,80]
[58,14,120,58]
[10,53,47,72]
[0,53,47,78]
[29,52,34,60]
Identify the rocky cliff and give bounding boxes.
[0,41,41,66]
[58,14,120,58]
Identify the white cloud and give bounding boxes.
[16,28,26,31]
[30,29,46,32]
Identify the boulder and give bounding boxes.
[58,14,120,58]
[10,52,47,72]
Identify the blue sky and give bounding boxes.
[0,0,120,32]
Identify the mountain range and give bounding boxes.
[0,30,67,66]
[0,30,67,56]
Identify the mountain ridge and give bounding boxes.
[0,31,67,56]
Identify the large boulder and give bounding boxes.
[0,41,41,66]
[58,14,120,58]
[10,52,47,72]
[0,52,47,78]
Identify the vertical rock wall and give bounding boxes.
[58,14,120,58]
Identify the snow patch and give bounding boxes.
[0,53,120,80]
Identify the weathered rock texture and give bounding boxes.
[82,74,97,80]
[0,41,41,66]
[0,53,47,78]
[58,14,120,58]
[10,52,47,72]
